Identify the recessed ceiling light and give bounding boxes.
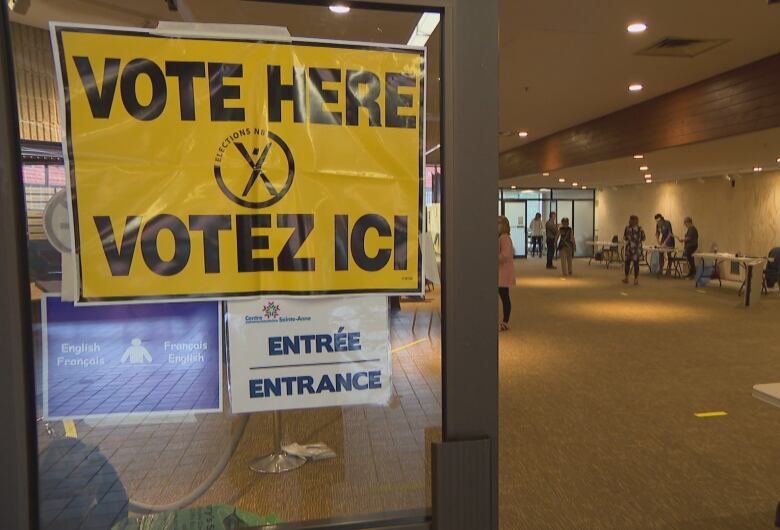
[581,185,588,189]
[776,157,780,163]
[627,23,647,34]
[571,182,579,187]
[558,178,565,183]
[329,4,350,13]
[633,154,644,159]
[644,174,652,179]
[754,166,763,172]
[408,12,440,46]
[639,165,649,171]
[510,185,517,189]
[542,172,549,176]
[628,83,644,92]
[518,131,528,137]
[645,179,653,184]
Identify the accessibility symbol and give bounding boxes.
[214,129,295,209]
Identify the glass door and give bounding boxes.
[503,200,526,258]
[1,1,500,529]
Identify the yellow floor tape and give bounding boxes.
[391,338,429,353]
[694,411,728,418]
[63,419,78,438]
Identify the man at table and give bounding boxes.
[677,216,699,279]
[545,212,559,269]
[654,213,675,276]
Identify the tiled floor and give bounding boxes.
[34,296,442,529]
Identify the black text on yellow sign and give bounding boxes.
[52,25,424,301]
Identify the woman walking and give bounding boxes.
[623,215,646,285]
[529,213,544,257]
[498,215,515,331]
[557,218,575,276]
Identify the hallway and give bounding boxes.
[499,257,780,529]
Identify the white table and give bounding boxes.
[753,383,780,521]
[694,253,773,305]
[754,383,780,409]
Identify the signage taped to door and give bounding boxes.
[42,295,222,420]
[51,23,425,302]
[226,296,391,413]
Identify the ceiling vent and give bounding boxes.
[636,37,729,58]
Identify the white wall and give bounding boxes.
[597,171,780,258]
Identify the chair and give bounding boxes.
[763,247,780,294]
[602,235,620,267]
[669,250,688,278]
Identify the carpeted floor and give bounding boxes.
[499,256,780,530]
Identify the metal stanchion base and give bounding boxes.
[249,451,306,474]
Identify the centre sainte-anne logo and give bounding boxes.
[262,301,281,320]
[244,300,312,324]
[213,128,295,209]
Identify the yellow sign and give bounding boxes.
[52,25,424,302]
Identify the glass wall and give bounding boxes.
[11,3,442,529]
[499,188,594,257]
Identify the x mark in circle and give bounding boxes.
[234,141,277,197]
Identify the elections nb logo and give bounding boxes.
[214,128,295,209]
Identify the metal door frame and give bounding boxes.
[0,0,499,528]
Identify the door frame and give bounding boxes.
[0,1,499,529]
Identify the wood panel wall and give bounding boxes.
[501,52,780,179]
[9,23,60,142]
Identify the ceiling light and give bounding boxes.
[329,4,350,14]
[639,165,649,171]
[558,178,565,183]
[645,179,653,184]
[581,186,588,189]
[571,182,579,187]
[633,154,644,159]
[408,12,440,46]
[628,83,644,92]
[776,157,780,163]
[644,173,652,179]
[542,172,549,176]
[540,188,551,192]
[627,23,647,34]
[754,166,763,172]
[521,189,535,193]
[518,131,528,137]
[510,185,517,189]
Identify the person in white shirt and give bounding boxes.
[529,213,545,258]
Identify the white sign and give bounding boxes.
[226,296,391,413]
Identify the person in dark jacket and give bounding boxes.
[654,213,675,276]
[545,212,558,269]
[677,216,699,279]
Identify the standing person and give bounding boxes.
[529,213,544,258]
[557,217,575,276]
[545,212,559,269]
[623,215,646,285]
[498,216,515,332]
[654,213,675,276]
[677,216,699,279]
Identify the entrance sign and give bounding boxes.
[42,296,222,419]
[226,296,390,413]
[51,24,425,302]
